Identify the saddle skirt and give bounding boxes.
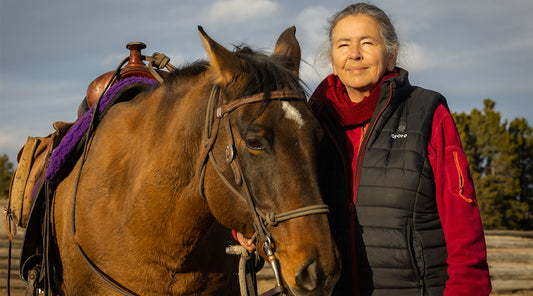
[5,76,158,238]
[45,75,159,188]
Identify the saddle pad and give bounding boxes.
[45,76,159,187]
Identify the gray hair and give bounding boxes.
[328,3,399,60]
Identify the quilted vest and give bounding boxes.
[355,72,448,295]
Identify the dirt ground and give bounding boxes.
[255,231,533,295]
[2,199,532,295]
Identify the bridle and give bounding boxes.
[68,82,329,296]
[198,86,330,296]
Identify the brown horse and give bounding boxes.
[49,26,340,295]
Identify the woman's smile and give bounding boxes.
[330,14,396,102]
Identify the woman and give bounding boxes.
[309,3,491,295]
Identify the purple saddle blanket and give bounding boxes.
[45,76,159,187]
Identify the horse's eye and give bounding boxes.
[245,138,265,151]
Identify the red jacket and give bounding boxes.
[311,73,491,295]
[429,104,491,295]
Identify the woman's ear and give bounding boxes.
[387,50,398,72]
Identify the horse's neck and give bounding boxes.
[138,82,208,160]
[125,81,211,213]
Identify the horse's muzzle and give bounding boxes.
[289,257,340,295]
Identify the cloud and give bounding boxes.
[0,131,21,151]
[399,41,440,72]
[400,40,485,74]
[0,80,80,161]
[207,0,279,24]
[2,0,533,162]
[101,52,131,70]
[294,6,333,88]
[295,6,331,51]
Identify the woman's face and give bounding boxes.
[330,14,396,102]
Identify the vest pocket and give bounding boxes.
[406,220,424,290]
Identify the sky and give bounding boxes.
[1,0,533,162]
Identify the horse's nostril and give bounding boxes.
[295,259,324,291]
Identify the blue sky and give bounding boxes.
[1,0,532,162]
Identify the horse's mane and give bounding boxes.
[165,45,306,97]
[162,45,306,126]
[165,60,209,83]
[233,45,306,97]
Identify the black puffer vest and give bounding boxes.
[312,68,449,295]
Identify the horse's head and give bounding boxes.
[198,27,341,295]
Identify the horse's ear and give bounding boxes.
[272,26,301,75]
[198,26,245,85]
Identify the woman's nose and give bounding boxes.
[349,45,362,60]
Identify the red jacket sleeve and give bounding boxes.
[428,103,492,296]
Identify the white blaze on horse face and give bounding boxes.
[281,101,304,128]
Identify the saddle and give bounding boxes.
[5,41,172,236]
[4,41,174,295]
[5,76,157,294]
[3,121,72,296]
[5,121,72,238]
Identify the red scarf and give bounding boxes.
[314,71,398,128]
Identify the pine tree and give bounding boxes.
[508,118,533,228]
[453,99,531,230]
[0,153,14,199]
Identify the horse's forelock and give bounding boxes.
[163,46,304,98]
[229,46,306,125]
[234,46,305,97]
[161,46,305,125]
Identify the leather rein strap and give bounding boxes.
[68,82,328,296]
[198,87,330,296]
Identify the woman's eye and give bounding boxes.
[245,138,265,151]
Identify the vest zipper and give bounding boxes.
[353,84,393,203]
[452,151,476,204]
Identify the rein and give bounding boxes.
[70,65,141,296]
[66,75,327,295]
[63,51,175,296]
[198,87,330,296]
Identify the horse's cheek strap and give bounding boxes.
[224,118,242,186]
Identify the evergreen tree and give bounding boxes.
[453,99,531,230]
[0,154,14,199]
[508,117,533,228]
